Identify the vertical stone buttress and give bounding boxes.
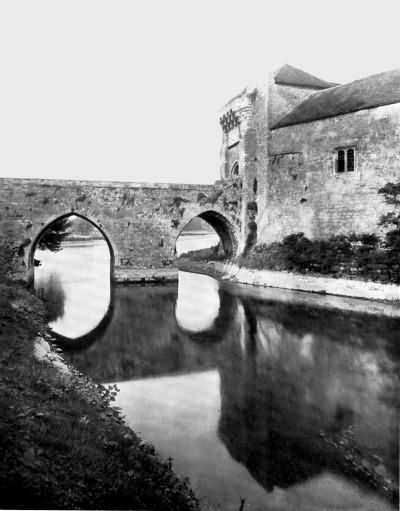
[219,88,259,254]
[218,70,329,254]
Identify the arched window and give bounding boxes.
[231,161,239,176]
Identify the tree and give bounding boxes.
[378,182,400,248]
[38,217,72,252]
[378,182,400,282]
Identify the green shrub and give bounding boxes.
[239,231,400,284]
[238,179,400,284]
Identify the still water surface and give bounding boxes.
[175,232,220,256]
[35,241,399,510]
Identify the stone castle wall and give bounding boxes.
[219,77,400,247]
[261,102,400,243]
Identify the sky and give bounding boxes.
[1,0,400,185]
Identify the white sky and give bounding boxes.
[1,0,400,185]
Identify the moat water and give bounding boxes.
[35,241,399,510]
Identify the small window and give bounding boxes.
[347,149,354,172]
[335,148,356,173]
[231,161,239,176]
[337,150,345,172]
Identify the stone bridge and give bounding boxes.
[0,178,244,282]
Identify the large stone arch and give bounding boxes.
[177,209,238,258]
[27,211,117,283]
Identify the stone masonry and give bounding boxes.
[219,64,400,248]
[3,65,400,283]
[0,178,243,281]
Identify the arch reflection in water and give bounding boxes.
[176,271,220,333]
[34,217,111,341]
[60,272,398,509]
[65,283,227,381]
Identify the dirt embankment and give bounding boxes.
[0,274,199,510]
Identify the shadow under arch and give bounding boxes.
[177,210,237,258]
[28,212,116,281]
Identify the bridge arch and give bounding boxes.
[28,212,116,280]
[177,209,237,258]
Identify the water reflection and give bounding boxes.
[218,298,399,506]
[34,240,111,340]
[35,272,65,322]
[58,271,398,509]
[176,232,220,256]
[176,271,220,333]
[66,285,226,381]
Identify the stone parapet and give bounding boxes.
[114,267,178,283]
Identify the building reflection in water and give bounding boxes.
[218,293,399,507]
[59,271,398,509]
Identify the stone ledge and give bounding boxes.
[114,268,178,283]
[0,177,215,191]
[209,261,400,302]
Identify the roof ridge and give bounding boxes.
[272,67,400,129]
[274,64,339,90]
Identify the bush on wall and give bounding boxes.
[238,230,398,284]
[181,181,400,285]
[238,180,400,284]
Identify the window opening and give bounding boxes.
[347,149,354,172]
[337,150,345,173]
[335,148,355,173]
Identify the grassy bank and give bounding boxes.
[0,277,198,510]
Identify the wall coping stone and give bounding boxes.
[0,177,215,191]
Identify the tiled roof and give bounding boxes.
[272,68,400,129]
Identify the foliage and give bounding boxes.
[0,243,15,279]
[177,242,226,262]
[0,280,199,510]
[239,231,395,282]
[38,217,72,252]
[239,180,400,284]
[35,273,65,322]
[378,182,400,206]
[377,180,400,282]
[347,232,380,247]
[240,232,355,275]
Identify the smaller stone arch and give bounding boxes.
[28,212,116,281]
[177,210,237,258]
